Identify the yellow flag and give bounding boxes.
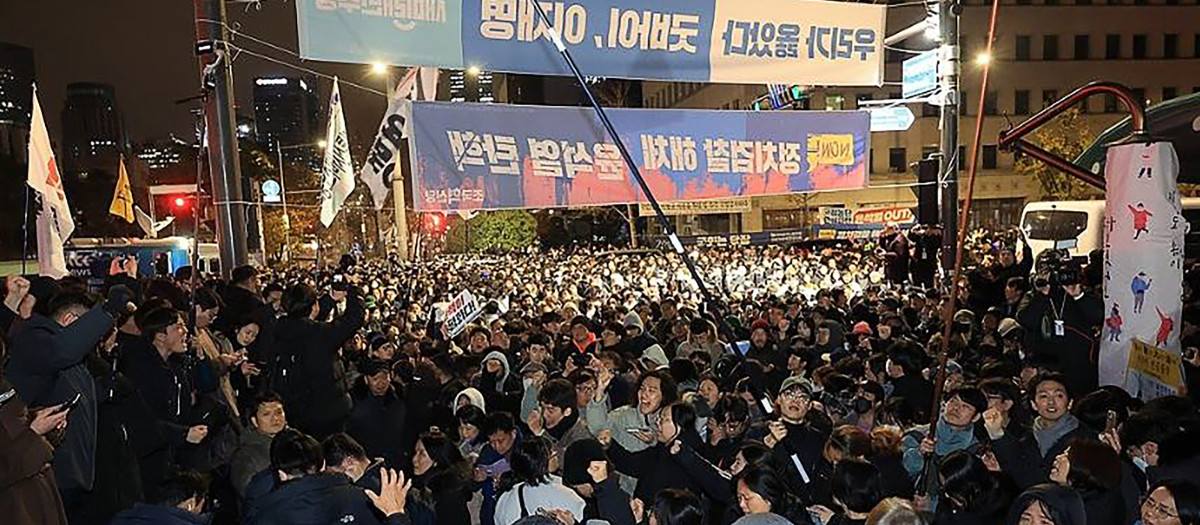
[109,156,135,223]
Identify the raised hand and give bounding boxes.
[366,468,412,516]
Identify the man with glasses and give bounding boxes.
[764,377,829,490]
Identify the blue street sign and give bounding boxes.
[903,49,939,99]
[869,106,916,132]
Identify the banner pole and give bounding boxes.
[529,1,780,463]
[21,185,30,275]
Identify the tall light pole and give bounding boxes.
[194,0,248,276]
[937,0,960,277]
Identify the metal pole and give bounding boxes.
[194,0,248,276]
[277,140,291,263]
[627,204,638,248]
[529,2,776,419]
[938,0,960,277]
[21,185,29,274]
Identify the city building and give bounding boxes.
[252,75,321,167]
[135,136,197,186]
[447,68,496,103]
[60,82,128,176]
[0,42,34,258]
[640,0,1200,237]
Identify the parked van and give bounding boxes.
[1020,198,1200,260]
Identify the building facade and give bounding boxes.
[640,0,1200,237]
[252,76,322,167]
[0,42,34,258]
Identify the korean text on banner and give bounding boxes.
[1098,142,1185,400]
[296,0,885,87]
[361,67,439,210]
[320,79,355,227]
[443,289,483,338]
[408,101,869,212]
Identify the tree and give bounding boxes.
[445,210,537,253]
[1015,107,1103,200]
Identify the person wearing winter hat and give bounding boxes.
[624,310,658,357]
[642,344,670,370]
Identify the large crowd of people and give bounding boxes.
[1,232,1199,525]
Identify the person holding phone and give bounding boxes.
[0,372,71,525]
[6,285,126,518]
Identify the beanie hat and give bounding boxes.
[750,318,771,333]
[852,321,872,335]
[623,311,644,332]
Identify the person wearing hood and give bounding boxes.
[1005,483,1088,525]
[107,470,209,525]
[556,316,599,364]
[455,387,488,415]
[987,373,1094,489]
[476,350,522,416]
[347,359,408,469]
[526,379,593,464]
[622,311,658,359]
[745,319,786,374]
[642,344,670,371]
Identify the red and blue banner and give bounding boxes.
[408,101,870,211]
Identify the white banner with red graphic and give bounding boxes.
[1099,142,1186,399]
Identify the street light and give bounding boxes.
[371,62,388,75]
[318,139,327,149]
[974,52,992,66]
[466,65,481,77]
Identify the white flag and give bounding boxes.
[27,85,74,240]
[35,198,69,278]
[360,67,438,210]
[320,78,355,227]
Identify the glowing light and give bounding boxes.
[466,65,481,76]
[174,197,186,207]
[371,62,388,75]
[317,140,328,149]
[974,52,992,66]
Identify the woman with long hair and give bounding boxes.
[601,401,706,505]
[493,436,585,525]
[409,429,473,525]
[734,466,809,525]
[1005,484,1087,525]
[1138,479,1200,525]
[1048,439,1126,525]
[934,451,1013,525]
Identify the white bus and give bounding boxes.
[1020,198,1200,260]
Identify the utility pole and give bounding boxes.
[937,0,960,278]
[194,0,248,275]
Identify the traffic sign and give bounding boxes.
[262,179,282,203]
[869,106,916,132]
[903,49,939,99]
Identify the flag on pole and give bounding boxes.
[320,78,355,227]
[27,85,72,278]
[110,156,135,223]
[360,67,438,210]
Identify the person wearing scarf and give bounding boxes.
[988,373,1092,489]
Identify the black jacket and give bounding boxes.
[1080,487,1127,525]
[890,374,935,424]
[607,438,705,503]
[771,419,829,493]
[991,418,1094,489]
[108,504,210,525]
[1017,290,1105,396]
[246,472,384,525]
[410,468,472,525]
[5,306,113,492]
[272,295,364,437]
[347,380,408,468]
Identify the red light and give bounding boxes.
[174,197,186,207]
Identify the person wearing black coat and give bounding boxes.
[5,287,121,514]
[347,360,408,469]
[244,428,388,525]
[272,283,364,440]
[986,373,1094,490]
[1016,278,1104,397]
[602,402,706,504]
[107,470,209,525]
[119,307,209,498]
[410,431,474,525]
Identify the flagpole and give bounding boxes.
[21,185,29,275]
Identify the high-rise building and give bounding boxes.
[0,42,34,258]
[447,69,496,103]
[60,82,128,175]
[640,0,1200,236]
[252,76,321,167]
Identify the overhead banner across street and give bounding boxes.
[297,0,886,86]
[407,101,870,212]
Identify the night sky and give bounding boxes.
[0,0,389,147]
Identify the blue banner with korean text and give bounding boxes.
[297,0,885,86]
[408,101,870,211]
